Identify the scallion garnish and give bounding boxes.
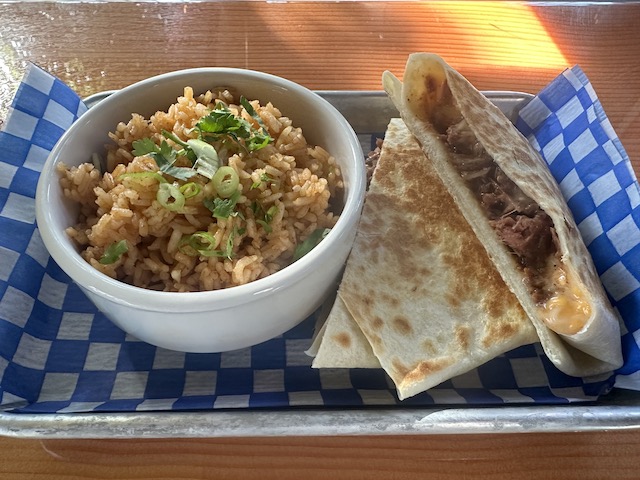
[99,240,128,265]
[161,129,190,149]
[264,205,278,223]
[211,166,239,198]
[127,99,274,225]
[130,96,273,191]
[179,182,201,199]
[118,171,168,184]
[179,230,235,260]
[179,231,218,257]
[157,183,185,212]
[91,153,103,173]
[255,205,279,234]
[255,220,271,233]
[187,138,220,179]
[224,228,236,260]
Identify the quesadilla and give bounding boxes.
[308,295,381,369]
[382,53,623,377]
[311,118,537,399]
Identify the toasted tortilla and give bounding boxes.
[308,295,381,369]
[382,53,623,377]
[312,118,537,400]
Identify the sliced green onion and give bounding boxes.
[212,166,239,198]
[118,171,168,184]
[179,231,234,259]
[179,182,201,199]
[188,139,219,164]
[188,138,220,179]
[224,228,236,260]
[256,219,272,234]
[99,240,128,265]
[178,235,197,256]
[181,231,218,257]
[194,160,218,180]
[91,153,103,173]
[293,228,331,261]
[162,129,190,149]
[264,205,278,223]
[255,205,279,234]
[157,182,185,212]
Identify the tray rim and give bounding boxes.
[2,399,640,438]
[2,89,637,439]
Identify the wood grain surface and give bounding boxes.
[1,2,640,478]
[1,431,640,480]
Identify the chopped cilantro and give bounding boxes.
[130,95,273,188]
[251,172,273,190]
[195,100,272,152]
[251,204,278,233]
[293,228,331,261]
[203,190,241,219]
[131,138,196,181]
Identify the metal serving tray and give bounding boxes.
[1,91,638,438]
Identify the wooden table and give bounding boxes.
[1,1,640,478]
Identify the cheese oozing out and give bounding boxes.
[540,266,592,335]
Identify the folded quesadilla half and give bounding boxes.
[308,294,381,369]
[311,118,537,399]
[382,53,623,377]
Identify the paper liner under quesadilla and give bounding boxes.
[382,53,623,377]
[311,118,537,399]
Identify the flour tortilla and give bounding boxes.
[312,118,537,399]
[382,53,623,377]
[307,295,381,369]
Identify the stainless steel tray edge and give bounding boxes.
[2,401,640,438]
[2,89,638,439]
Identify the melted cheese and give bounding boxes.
[540,267,592,335]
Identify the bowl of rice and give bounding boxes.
[35,67,366,353]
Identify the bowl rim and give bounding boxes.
[35,67,366,312]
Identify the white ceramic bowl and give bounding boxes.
[35,68,366,353]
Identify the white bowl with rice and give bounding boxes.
[35,68,365,353]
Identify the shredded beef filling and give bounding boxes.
[365,138,383,190]
[443,119,559,304]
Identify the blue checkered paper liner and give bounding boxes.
[515,65,640,390]
[0,64,636,414]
